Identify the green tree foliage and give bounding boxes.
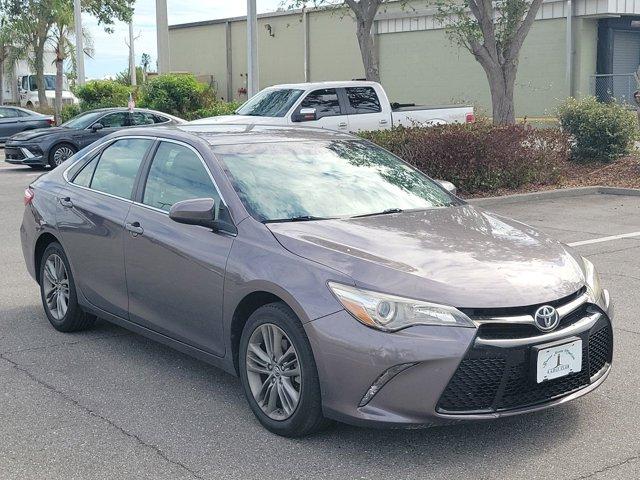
[434,0,544,124]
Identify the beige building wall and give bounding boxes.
[168,7,599,117]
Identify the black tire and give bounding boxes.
[39,242,95,332]
[239,302,331,437]
[48,143,77,168]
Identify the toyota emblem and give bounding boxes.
[534,305,560,332]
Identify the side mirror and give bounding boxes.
[91,123,104,132]
[169,198,218,230]
[293,107,317,122]
[436,179,457,196]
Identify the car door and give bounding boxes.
[344,86,389,131]
[290,88,349,131]
[79,112,129,148]
[0,107,20,139]
[56,137,154,318]
[123,140,234,356]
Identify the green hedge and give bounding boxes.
[74,80,131,111]
[359,123,570,195]
[557,97,637,162]
[184,101,241,121]
[138,74,215,117]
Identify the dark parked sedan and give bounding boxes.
[5,107,183,168]
[0,106,53,142]
[20,125,613,437]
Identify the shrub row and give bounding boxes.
[67,74,236,122]
[359,123,571,195]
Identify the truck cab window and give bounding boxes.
[346,87,382,114]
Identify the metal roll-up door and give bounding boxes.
[612,30,640,103]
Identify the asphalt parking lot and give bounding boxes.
[1,151,639,480]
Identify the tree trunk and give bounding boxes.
[35,37,48,108]
[55,57,63,125]
[355,19,380,82]
[0,56,4,105]
[484,63,517,125]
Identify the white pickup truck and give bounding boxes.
[191,81,474,132]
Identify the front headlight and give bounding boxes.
[328,282,475,332]
[582,257,605,307]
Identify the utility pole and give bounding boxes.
[73,0,85,85]
[156,0,170,74]
[128,22,137,86]
[247,0,259,97]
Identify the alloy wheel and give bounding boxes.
[42,254,70,321]
[53,146,75,166]
[245,323,302,421]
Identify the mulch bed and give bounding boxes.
[468,155,640,198]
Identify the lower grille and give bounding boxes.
[4,147,25,161]
[437,317,612,414]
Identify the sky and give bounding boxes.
[84,0,284,79]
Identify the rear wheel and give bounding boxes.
[49,143,76,168]
[239,302,330,437]
[39,242,95,332]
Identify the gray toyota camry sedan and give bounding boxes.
[20,124,613,437]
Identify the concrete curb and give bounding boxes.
[468,186,640,207]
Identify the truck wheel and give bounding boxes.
[49,143,77,167]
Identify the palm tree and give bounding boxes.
[140,52,151,83]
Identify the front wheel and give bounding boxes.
[239,303,330,437]
[49,143,77,168]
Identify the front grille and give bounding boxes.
[4,147,25,161]
[437,317,612,414]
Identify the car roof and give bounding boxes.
[116,124,357,146]
[263,80,379,90]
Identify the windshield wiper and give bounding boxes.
[265,215,333,223]
[351,208,404,219]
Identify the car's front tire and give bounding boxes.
[48,143,77,168]
[239,302,330,437]
[39,242,95,332]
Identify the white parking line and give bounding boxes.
[568,231,640,247]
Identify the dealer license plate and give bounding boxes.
[536,339,582,383]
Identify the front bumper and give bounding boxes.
[305,292,613,428]
[4,145,46,166]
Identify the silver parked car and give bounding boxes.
[20,124,613,437]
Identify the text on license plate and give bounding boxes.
[536,339,582,383]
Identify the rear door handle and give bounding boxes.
[125,221,144,236]
[59,196,73,208]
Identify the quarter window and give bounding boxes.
[300,89,342,118]
[89,138,152,199]
[143,142,219,212]
[71,155,99,187]
[346,87,382,114]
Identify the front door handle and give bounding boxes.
[337,122,347,128]
[125,221,144,236]
[379,119,388,125]
[59,196,73,208]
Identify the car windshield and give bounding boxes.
[62,111,105,130]
[236,89,304,117]
[214,140,457,222]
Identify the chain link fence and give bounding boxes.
[590,74,638,105]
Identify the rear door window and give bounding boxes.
[89,138,152,199]
[346,87,382,114]
[131,112,157,126]
[98,112,129,128]
[299,89,342,118]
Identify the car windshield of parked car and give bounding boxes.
[236,89,304,117]
[214,140,457,222]
[62,111,105,130]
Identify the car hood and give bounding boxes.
[9,127,65,142]
[266,205,587,309]
[189,114,286,125]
